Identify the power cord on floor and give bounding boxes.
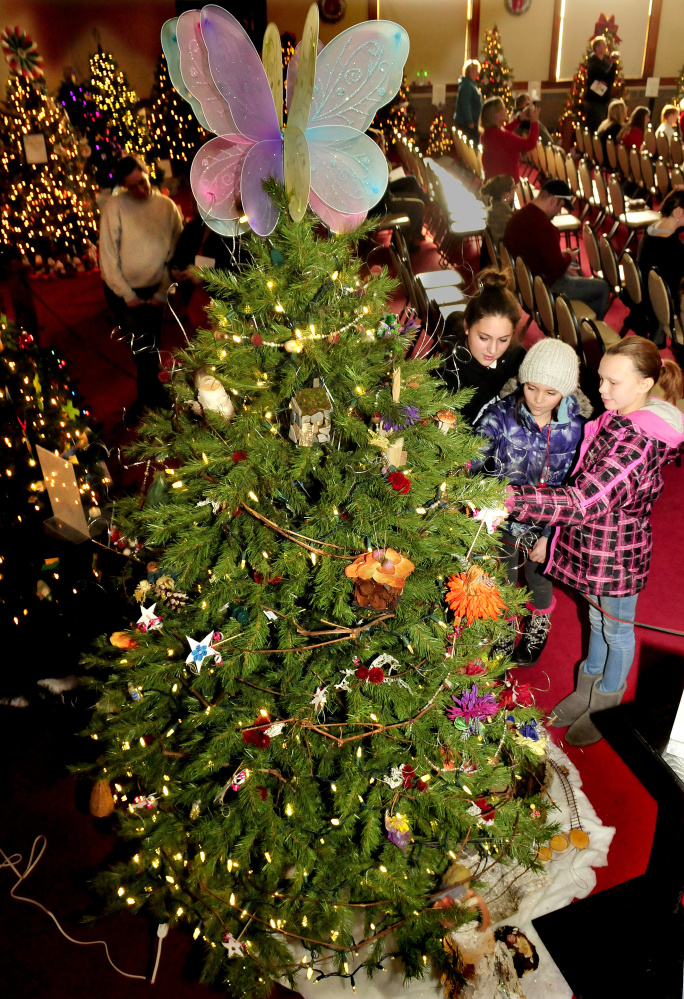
[0,836,166,983]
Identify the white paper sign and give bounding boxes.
[23,133,48,164]
[645,77,660,98]
[528,80,542,102]
[431,83,446,107]
[37,444,89,539]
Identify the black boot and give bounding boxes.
[491,621,517,661]
[513,611,551,667]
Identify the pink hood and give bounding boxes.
[628,399,684,449]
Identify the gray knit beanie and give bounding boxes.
[518,338,579,397]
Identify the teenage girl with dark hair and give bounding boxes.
[438,268,525,425]
[500,337,684,746]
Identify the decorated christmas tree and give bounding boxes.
[0,72,99,260]
[426,114,452,156]
[675,62,684,103]
[87,47,152,184]
[77,186,554,995]
[148,51,208,174]
[557,15,627,137]
[371,75,417,149]
[479,27,514,112]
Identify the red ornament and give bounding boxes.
[251,333,263,346]
[460,659,487,676]
[256,786,268,800]
[387,471,411,494]
[254,572,264,584]
[267,574,282,585]
[402,764,416,789]
[158,370,171,383]
[368,666,385,684]
[242,716,271,749]
[415,778,428,793]
[232,451,248,463]
[355,665,370,680]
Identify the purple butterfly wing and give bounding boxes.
[200,4,280,142]
[241,140,284,236]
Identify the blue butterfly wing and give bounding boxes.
[307,126,387,213]
[308,21,409,131]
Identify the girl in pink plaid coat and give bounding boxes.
[504,338,684,746]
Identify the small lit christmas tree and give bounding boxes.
[0,74,98,260]
[558,18,627,137]
[426,114,452,156]
[57,70,96,138]
[87,47,152,183]
[371,75,416,149]
[675,63,684,103]
[480,27,514,112]
[148,51,208,174]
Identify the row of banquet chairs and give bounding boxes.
[575,122,684,172]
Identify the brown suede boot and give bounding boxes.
[548,665,598,728]
[565,682,626,747]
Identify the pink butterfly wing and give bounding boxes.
[240,140,284,236]
[176,10,237,136]
[190,134,254,222]
[308,190,366,233]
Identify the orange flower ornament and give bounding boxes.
[345,547,415,591]
[445,565,507,625]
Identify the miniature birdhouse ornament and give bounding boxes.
[289,378,332,446]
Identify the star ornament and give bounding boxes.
[222,931,246,957]
[185,631,221,673]
[137,604,162,631]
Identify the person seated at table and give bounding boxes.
[367,128,428,250]
[505,178,610,319]
[514,93,553,146]
[596,98,627,154]
[617,106,650,151]
[655,104,679,144]
[480,96,539,184]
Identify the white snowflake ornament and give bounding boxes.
[222,931,245,957]
[137,604,162,631]
[185,631,222,674]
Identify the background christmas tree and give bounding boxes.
[479,26,514,112]
[148,51,208,175]
[557,19,627,138]
[371,75,417,150]
[87,47,152,186]
[0,74,99,260]
[426,114,452,156]
[675,62,684,104]
[77,187,554,996]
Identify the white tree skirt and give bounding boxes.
[294,742,615,999]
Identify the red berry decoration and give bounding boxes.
[254,572,264,584]
[256,786,268,800]
[368,666,385,684]
[267,574,282,584]
[402,764,416,789]
[158,370,171,383]
[415,778,428,793]
[251,333,263,346]
[242,716,271,749]
[355,665,369,680]
[232,451,248,463]
[387,471,411,494]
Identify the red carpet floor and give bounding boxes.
[1,243,682,996]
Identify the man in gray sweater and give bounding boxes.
[99,156,183,415]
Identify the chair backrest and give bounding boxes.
[579,319,607,365]
[483,228,498,267]
[647,267,673,331]
[582,222,602,277]
[643,125,656,156]
[607,174,625,217]
[629,147,643,187]
[555,294,582,357]
[537,140,548,175]
[577,158,594,202]
[565,155,580,196]
[515,255,535,313]
[582,129,593,159]
[554,148,567,182]
[533,274,556,334]
[605,136,618,169]
[594,170,610,210]
[592,133,604,165]
[671,136,683,166]
[575,124,584,151]
[598,234,620,292]
[620,249,642,306]
[656,131,670,163]
[393,226,411,266]
[514,180,525,209]
[529,143,540,171]
[499,241,515,279]
[616,142,630,179]
[389,244,416,309]
[521,176,534,204]
[655,159,670,198]
[671,166,684,189]
[546,147,557,178]
[640,152,655,193]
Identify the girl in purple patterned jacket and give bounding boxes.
[503,338,684,746]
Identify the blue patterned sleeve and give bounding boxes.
[470,403,505,475]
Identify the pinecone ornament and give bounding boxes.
[89,779,115,817]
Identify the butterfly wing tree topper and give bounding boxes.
[161,4,409,235]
